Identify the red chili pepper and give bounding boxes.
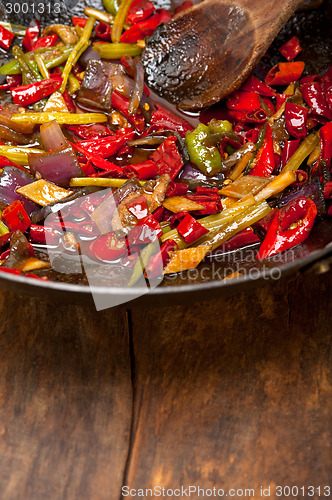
[243,126,261,144]
[126,0,155,25]
[11,77,62,106]
[219,136,241,157]
[126,194,149,219]
[0,25,15,51]
[276,93,289,111]
[89,232,128,262]
[292,169,308,188]
[111,90,145,132]
[128,215,163,246]
[2,200,31,232]
[66,124,114,140]
[0,154,26,171]
[174,1,193,14]
[265,61,305,86]
[31,34,58,51]
[72,142,124,176]
[72,17,88,28]
[0,249,10,260]
[148,104,193,138]
[226,91,262,113]
[196,186,219,195]
[123,160,159,180]
[166,181,188,197]
[185,193,222,215]
[240,75,276,97]
[177,213,209,244]
[0,267,22,275]
[0,74,21,91]
[152,206,164,222]
[215,227,260,253]
[169,211,187,228]
[317,122,332,169]
[22,19,40,52]
[145,239,178,278]
[151,136,183,180]
[300,81,332,120]
[62,89,76,113]
[249,123,275,176]
[278,36,302,62]
[29,225,60,245]
[0,232,12,249]
[284,102,308,139]
[281,139,300,168]
[95,22,112,41]
[120,9,172,43]
[256,197,317,260]
[73,128,134,158]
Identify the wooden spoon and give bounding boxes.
[141,0,303,110]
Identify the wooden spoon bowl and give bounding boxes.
[141,0,303,110]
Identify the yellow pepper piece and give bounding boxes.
[163,245,212,274]
[17,179,72,207]
[20,258,51,272]
[162,196,204,213]
[44,92,69,113]
[11,112,107,125]
[0,145,44,165]
[70,177,145,188]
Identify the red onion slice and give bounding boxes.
[29,145,84,188]
[0,166,39,215]
[40,120,68,151]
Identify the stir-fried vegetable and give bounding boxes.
[0,11,329,285]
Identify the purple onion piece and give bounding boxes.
[40,120,67,151]
[178,162,224,188]
[0,166,38,215]
[79,46,101,68]
[29,145,84,188]
[278,177,326,218]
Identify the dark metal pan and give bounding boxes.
[0,0,331,307]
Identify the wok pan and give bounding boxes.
[0,0,331,308]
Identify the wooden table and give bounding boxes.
[0,268,331,500]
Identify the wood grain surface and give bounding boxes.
[0,294,132,500]
[0,269,331,499]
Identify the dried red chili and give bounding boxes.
[256,197,317,260]
[278,36,302,62]
[177,214,209,244]
[2,200,31,232]
[265,61,305,86]
[11,77,62,106]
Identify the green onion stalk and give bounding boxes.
[60,16,96,94]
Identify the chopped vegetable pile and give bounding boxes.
[0,4,331,286]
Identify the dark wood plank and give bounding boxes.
[126,270,332,496]
[0,292,132,500]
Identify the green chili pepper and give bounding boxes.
[103,0,120,15]
[68,73,81,94]
[128,243,156,287]
[93,42,142,58]
[12,45,35,84]
[60,16,95,93]
[0,47,73,75]
[207,119,232,135]
[185,123,222,175]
